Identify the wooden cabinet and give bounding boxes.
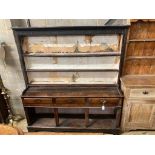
[121,76,155,131]
[121,19,155,132]
[13,26,128,134]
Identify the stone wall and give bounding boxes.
[0,19,25,116]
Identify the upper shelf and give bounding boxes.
[129,39,155,42]
[22,34,122,56]
[26,68,119,72]
[23,52,121,57]
[125,56,155,60]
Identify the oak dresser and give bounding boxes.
[13,26,128,134]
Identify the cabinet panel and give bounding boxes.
[125,100,155,129]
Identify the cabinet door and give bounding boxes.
[125,100,155,129]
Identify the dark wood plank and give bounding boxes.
[22,86,123,98]
[23,52,121,57]
[26,69,119,72]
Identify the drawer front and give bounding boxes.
[23,97,120,108]
[55,98,85,107]
[88,98,120,107]
[129,88,155,98]
[23,98,52,107]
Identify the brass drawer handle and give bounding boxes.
[100,100,106,110]
[142,91,149,95]
[100,99,107,104]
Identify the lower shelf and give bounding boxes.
[27,117,120,134]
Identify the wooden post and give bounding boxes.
[52,98,59,127]
[24,107,36,126]
[54,108,59,127]
[85,108,89,127]
[115,107,122,128]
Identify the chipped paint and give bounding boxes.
[23,35,121,53]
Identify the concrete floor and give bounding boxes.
[11,119,155,135]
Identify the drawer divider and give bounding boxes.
[53,98,59,126]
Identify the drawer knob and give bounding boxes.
[143,91,149,95]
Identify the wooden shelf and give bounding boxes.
[26,64,119,71]
[23,52,121,57]
[22,86,122,98]
[27,117,117,132]
[126,56,155,60]
[28,83,119,87]
[26,68,119,72]
[129,39,155,42]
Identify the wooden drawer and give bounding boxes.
[88,98,120,107]
[23,98,52,107]
[23,97,121,108]
[55,98,85,107]
[129,88,155,99]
